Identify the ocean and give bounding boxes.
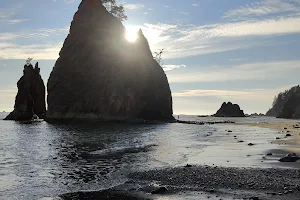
[0,112,299,200]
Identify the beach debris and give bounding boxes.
[184,164,192,168]
[279,153,300,162]
[293,124,300,128]
[227,130,233,133]
[266,153,273,156]
[276,137,281,140]
[238,140,244,143]
[208,188,215,193]
[151,186,168,194]
[284,127,287,130]
[248,143,255,146]
[286,133,292,137]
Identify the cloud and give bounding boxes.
[173,89,276,99]
[0,26,69,59]
[224,0,300,19]
[229,58,243,61]
[2,19,29,24]
[0,27,69,40]
[123,4,144,10]
[0,42,63,60]
[64,0,77,3]
[162,64,186,71]
[0,4,29,25]
[180,12,190,15]
[167,60,300,83]
[192,4,199,7]
[0,89,17,97]
[138,14,300,59]
[0,7,18,19]
[173,85,295,103]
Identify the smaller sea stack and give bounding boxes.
[4,62,46,121]
[214,102,245,117]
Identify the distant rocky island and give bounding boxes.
[266,85,300,119]
[213,102,245,117]
[4,63,46,121]
[249,113,265,117]
[46,0,173,122]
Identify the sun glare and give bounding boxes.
[125,26,138,42]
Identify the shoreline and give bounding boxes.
[238,121,300,145]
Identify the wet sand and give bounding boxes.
[239,121,300,145]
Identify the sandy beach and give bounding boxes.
[239,121,300,145]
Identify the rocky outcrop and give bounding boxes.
[4,63,46,121]
[250,113,265,117]
[213,102,245,117]
[267,85,300,119]
[266,85,300,118]
[277,93,300,119]
[46,0,173,122]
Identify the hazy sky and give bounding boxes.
[1,0,300,114]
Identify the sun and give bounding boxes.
[125,26,138,42]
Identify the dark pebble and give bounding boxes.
[208,189,215,193]
[151,186,168,194]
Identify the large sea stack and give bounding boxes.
[213,102,245,117]
[4,63,46,121]
[46,0,173,121]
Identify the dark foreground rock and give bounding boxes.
[4,62,46,121]
[213,102,245,117]
[46,0,173,122]
[279,153,300,162]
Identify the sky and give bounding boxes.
[1,0,300,115]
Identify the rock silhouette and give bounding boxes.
[277,93,300,119]
[4,62,46,121]
[267,85,300,119]
[46,0,173,121]
[213,102,245,117]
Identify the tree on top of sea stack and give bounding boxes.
[46,0,174,122]
[102,0,127,21]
